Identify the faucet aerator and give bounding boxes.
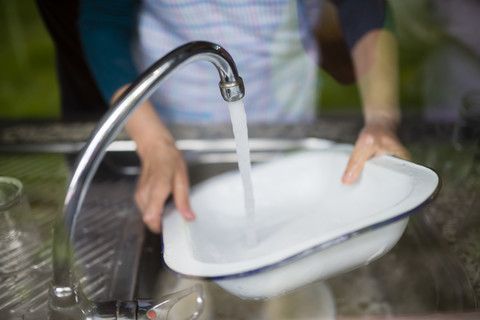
[219,77,245,102]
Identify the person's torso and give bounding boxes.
[134,0,321,124]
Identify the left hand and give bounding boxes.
[342,123,411,184]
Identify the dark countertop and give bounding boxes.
[1,115,479,310]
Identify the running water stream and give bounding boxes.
[227,99,257,246]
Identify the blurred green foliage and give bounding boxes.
[0,0,60,121]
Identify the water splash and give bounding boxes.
[227,99,257,246]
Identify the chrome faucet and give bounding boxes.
[49,41,245,319]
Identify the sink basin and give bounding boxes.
[162,143,440,300]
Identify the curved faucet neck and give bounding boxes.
[50,41,244,318]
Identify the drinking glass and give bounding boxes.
[0,176,34,274]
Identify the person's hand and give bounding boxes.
[342,123,411,185]
[114,86,195,233]
[134,137,195,234]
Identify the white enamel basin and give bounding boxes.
[162,143,439,300]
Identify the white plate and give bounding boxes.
[162,144,439,299]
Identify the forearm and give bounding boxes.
[110,86,174,157]
[352,29,400,129]
[331,0,400,127]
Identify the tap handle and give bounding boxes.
[137,284,205,320]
